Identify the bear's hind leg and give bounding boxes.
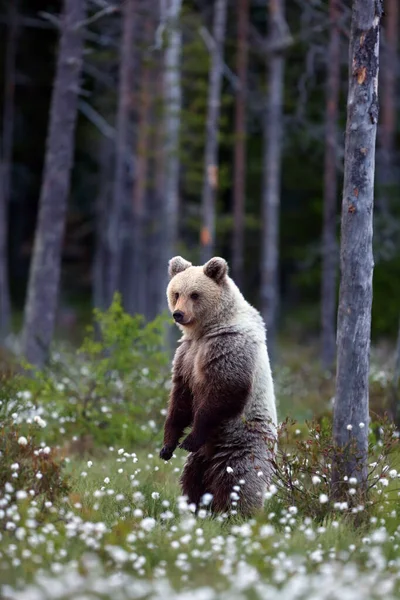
[180,452,210,508]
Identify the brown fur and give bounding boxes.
[160,256,276,516]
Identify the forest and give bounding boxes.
[0,0,400,598]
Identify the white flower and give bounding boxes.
[259,524,275,538]
[16,490,27,500]
[226,466,233,474]
[312,475,321,485]
[389,469,398,479]
[151,492,160,500]
[288,506,298,515]
[201,493,213,506]
[346,424,353,431]
[359,422,365,429]
[104,477,110,485]
[17,436,28,446]
[34,416,46,428]
[140,517,156,532]
[319,494,329,504]
[87,461,93,468]
[10,463,19,471]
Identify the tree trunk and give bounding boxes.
[162,0,182,302]
[130,11,152,316]
[333,0,383,489]
[321,0,340,370]
[200,0,228,263]
[0,1,18,339]
[106,0,135,308]
[21,0,85,367]
[260,0,287,361]
[93,136,113,312]
[147,30,167,321]
[232,0,249,288]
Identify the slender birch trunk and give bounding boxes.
[107,0,135,307]
[232,0,249,287]
[333,0,383,489]
[131,12,152,316]
[260,0,287,361]
[162,0,182,307]
[200,0,228,263]
[21,0,85,366]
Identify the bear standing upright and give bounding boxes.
[160,256,277,516]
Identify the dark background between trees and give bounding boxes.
[0,0,399,365]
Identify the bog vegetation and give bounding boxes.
[0,299,400,599]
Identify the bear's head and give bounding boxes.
[167,256,232,333]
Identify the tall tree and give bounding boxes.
[232,0,249,287]
[321,0,341,370]
[0,1,18,339]
[21,0,85,366]
[200,0,228,263]
[93,136,113,312]
[130,8,153,316]
[260,0,288,361]
[107,0,135,308]
[161,0,182,307]
[333,0,383,488]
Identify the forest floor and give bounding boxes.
[1,304,400,599]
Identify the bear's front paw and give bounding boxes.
[179,434,203,453]
[159,445,174,461]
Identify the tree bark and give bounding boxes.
[232,0,249,288]
[161,0,182,305]
[200,0,228,263]
[260,0,287,362]
[106,0,135,308]
[321,0,341,370]
[93,136,113,312]
[21,0,85,367]
[0,1,18,339]
[333,0,383,488]
[130,10,152,316]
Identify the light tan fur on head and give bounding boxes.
[167,256,235,335]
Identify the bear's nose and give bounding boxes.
[173,310,185,323]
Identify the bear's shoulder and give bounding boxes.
[201,328,258,370]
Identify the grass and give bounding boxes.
[0,324,400,599]
[2,444,400,599]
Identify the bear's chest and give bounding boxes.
[179,340,204,390]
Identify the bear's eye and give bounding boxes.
[190,292,199,301]
[174,292,179,301]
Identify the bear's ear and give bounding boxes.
[168,256,192,279]
[203,257,228,283]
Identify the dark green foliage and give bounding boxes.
[19,295,170,448]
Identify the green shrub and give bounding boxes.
[269,415,399,525]
[20,295,171,449]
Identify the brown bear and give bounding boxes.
[159,256,277,516]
